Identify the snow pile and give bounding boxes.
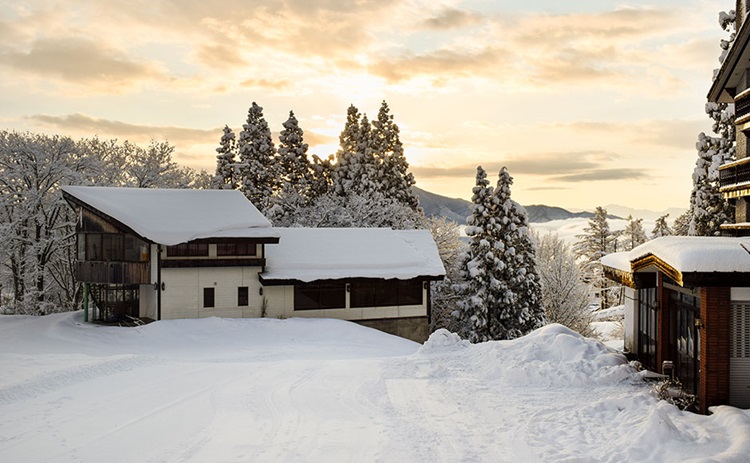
[417,324,634,387]
[418,328,470,353]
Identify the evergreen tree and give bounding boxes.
[310,154,334,199]
[370,101,419,210]
[267,111,313,226]
[237,102,277,212]
[492,168,545,337]
[672,211,691,236]
[332,105,365,196]
[277,111,311,196]
[212,125,237,190]
[689,10,736,236]
[621,215,648,251]
[454,166,496,342]
[573,206,617,308]
[454,166,543,342]
[652,214,672,238]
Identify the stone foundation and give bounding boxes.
[355,316,430,343]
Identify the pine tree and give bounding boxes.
[492,168,545,337]
[454,166,543,342]
[689,10,736,235]
[454,166,496,342]
[573,206,617,308]
[212,125,237,190]
[370,101,419,210]
[267,111,313,226]
[277,111,311,196]
[621,215,648,251]
[332,105,364,196]
[673,211,691,236]
[309,154,334,199]
[237,102,277,212]
[652,214,672,238]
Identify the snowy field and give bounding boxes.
[2,313,749,462]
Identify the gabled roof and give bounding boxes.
[260,228,446,283]
[601,236,750,287]
[62,186,278,245]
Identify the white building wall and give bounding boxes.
[731,287,750,302]
[160,266,264,319]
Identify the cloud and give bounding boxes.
[552,119,708,150]
[2,37,163,90]
[550,168,649,182]
[369,47,506,83]
[240,78,292,91]
[421,8,481,30]
[28,113,220,145]
[411,150,649,184]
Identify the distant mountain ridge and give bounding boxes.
[413,187,621,224]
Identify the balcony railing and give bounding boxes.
[736,90,750,123]
[76,261,150,285]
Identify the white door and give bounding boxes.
[730,302,750,409]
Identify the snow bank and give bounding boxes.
[418,323,635,387]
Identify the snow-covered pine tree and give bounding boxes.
[673,211,691,236]
[454,166,496,342]
[370,101,419,210]
[573,206,617,308]
[212,125,237,190]
[267,111,313,226]
[621,215,648,251]
[490,167,544,338]
[332,105,364,196]
[237,102,278,212]
[277,111,311,195]
[689,10,736,236]
[535,232,593,336]
[309,154,334,199]
[652,214,672,238]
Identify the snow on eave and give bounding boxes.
[261,228,446,283]
[600,252,631,273]
[627,237,750,273]
[62,186,276,246]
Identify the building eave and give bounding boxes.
[709,18,750,103]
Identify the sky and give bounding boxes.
[0,0,733,212]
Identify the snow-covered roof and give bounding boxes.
[62,186,277,245]
[261,228,446,282]
[601,236,750,273]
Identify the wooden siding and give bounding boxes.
[76,261,150,284]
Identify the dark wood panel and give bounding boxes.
[76,261,150,284]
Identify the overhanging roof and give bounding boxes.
[709,17,750,103]
[601,236,750,287]
[62,186,278,246]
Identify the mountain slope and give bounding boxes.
[413,187,616,224]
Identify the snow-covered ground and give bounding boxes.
[2,312,749,462]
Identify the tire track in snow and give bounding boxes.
[0,355,163,405]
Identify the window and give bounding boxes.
[294,282,345,310]
[124,234,149,262]
[203,288,215,308]
[351,279,423,308]
[238,287,249,306]
[217,242,257,257]
[87,234,102,261]
[168,243,209,257]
